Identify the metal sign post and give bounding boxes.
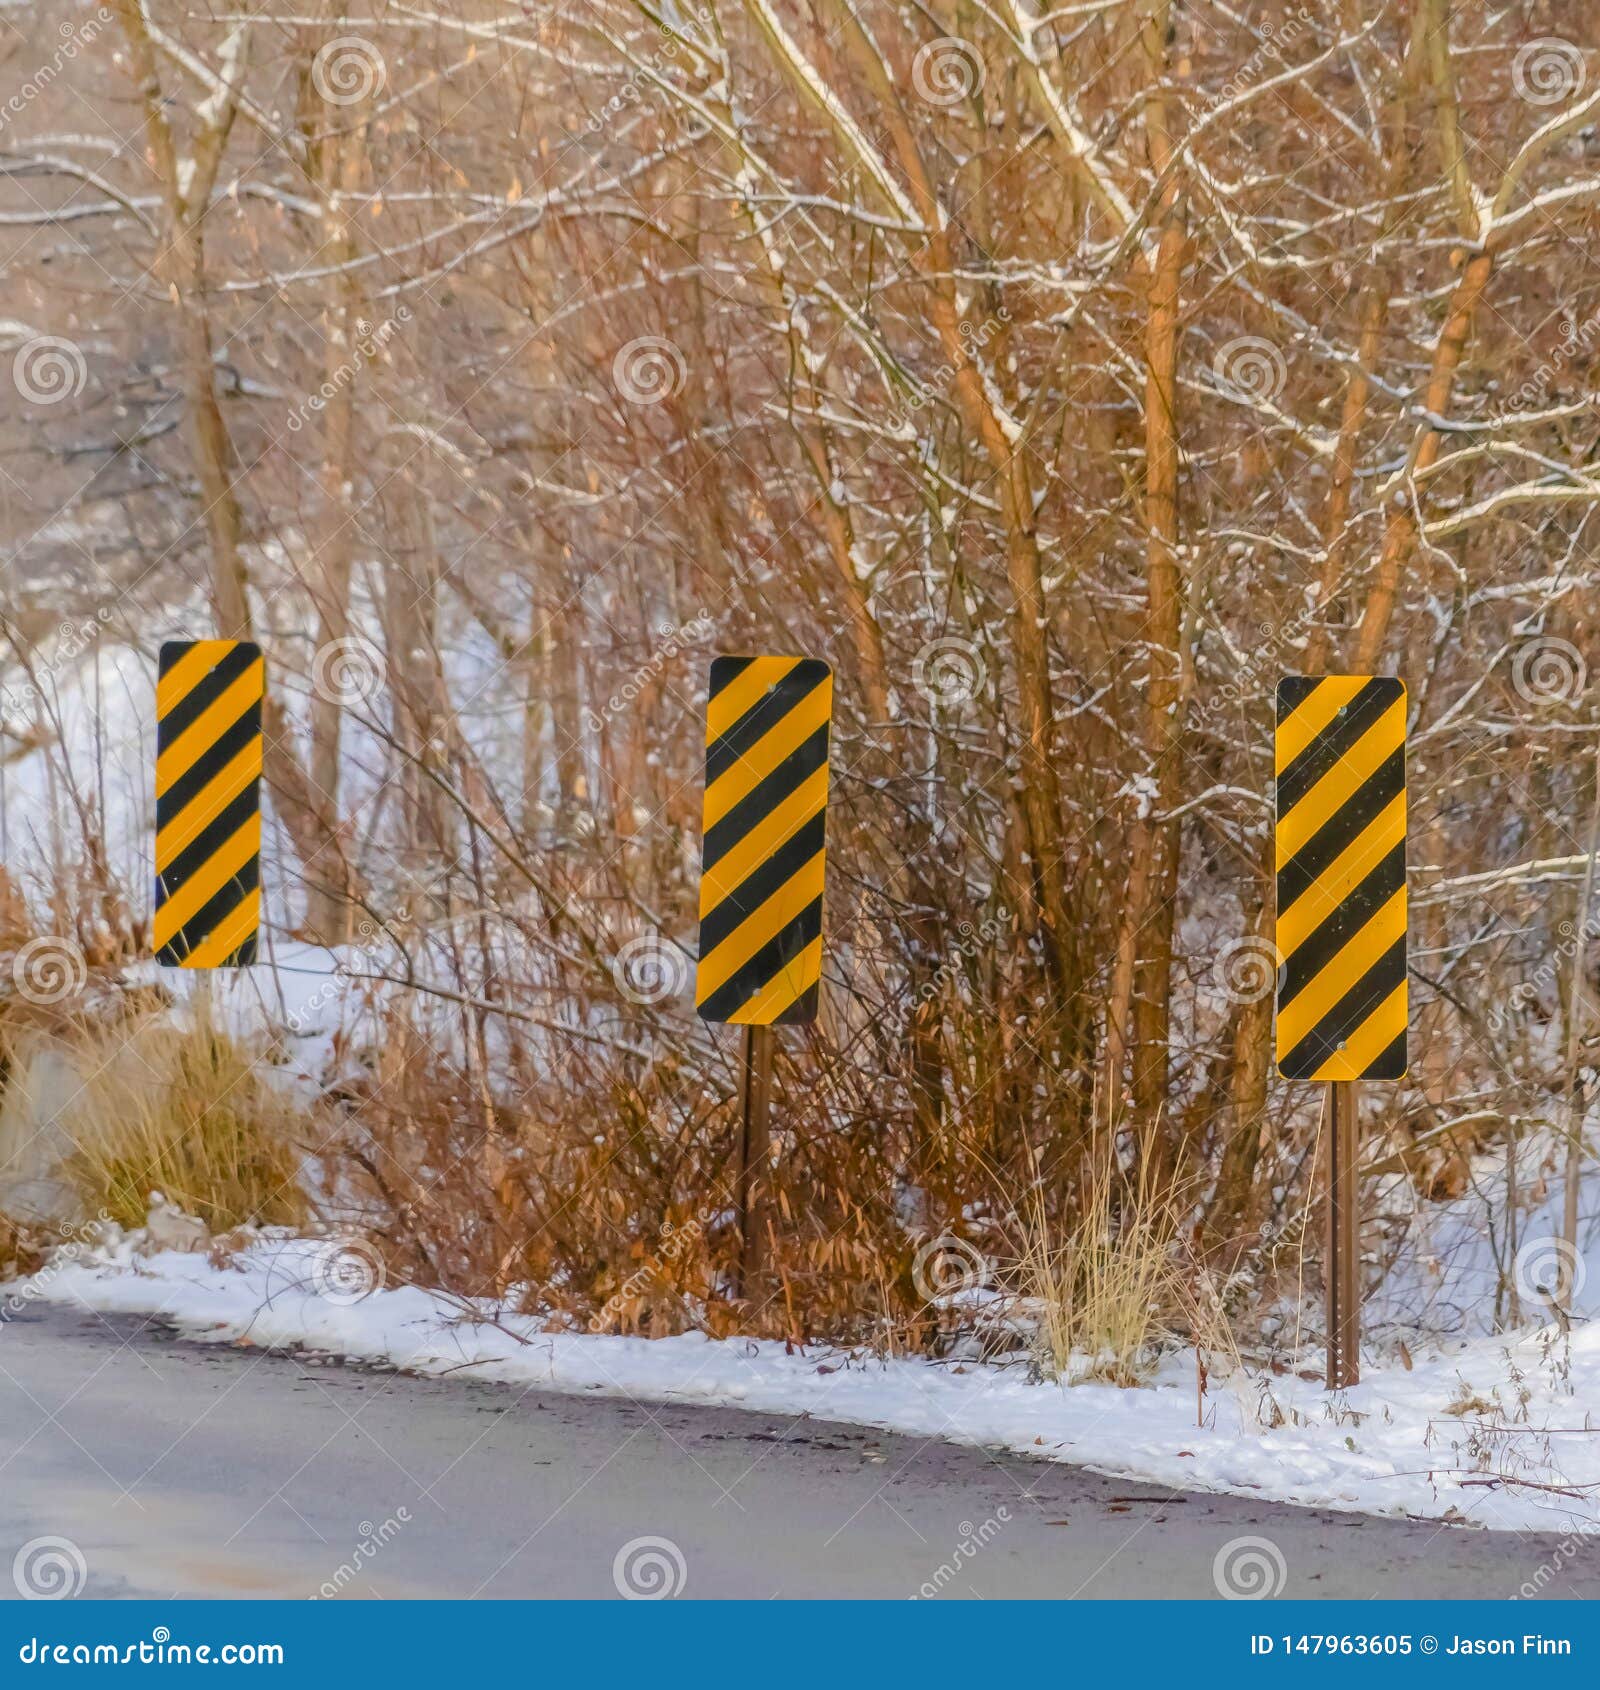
[1274,675,1408,1390]
[736,1023,775,1290]
[1324,1079,1362,1390]
[155,639,265,969]
[694,655,834,1300]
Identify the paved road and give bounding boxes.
[0,1303,1589,1600]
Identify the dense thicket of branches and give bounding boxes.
[3,0,1599,1336]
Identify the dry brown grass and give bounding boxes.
[56,1002,312,1234]
[0,1212,46,1279]
[1013,1150,1188,1386]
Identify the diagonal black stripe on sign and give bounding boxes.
[775,982,820,1026]
[157,703,261,825]
[1275,677,1397,816]
[1277,842,1405,1006]
[1278,937,1407,1077]
[697,808,826,960]
[696,895,823,1023]
[1276,748,1405,914]
[158,642,260,746]
[705,665,819,787]
[1366,1032,1407,1082]
[1275,674,1319,722]
[156,863,259,966]
[157,787,260,901]
[702,724,829,870]
[708,656,755,700]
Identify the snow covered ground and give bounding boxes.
[11,1232,1599,1537]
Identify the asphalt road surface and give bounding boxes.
[0,1303,1590,1601]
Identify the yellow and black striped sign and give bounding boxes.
[155,639,264,968]
[1275,675,1407,1081]
[696,655,832,1025]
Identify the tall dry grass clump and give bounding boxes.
[1015,1154,1188,1387]
[57,1003,312,1233]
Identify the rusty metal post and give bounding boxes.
[735,1023,774,1298]
[1325,1079,1362,1389]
